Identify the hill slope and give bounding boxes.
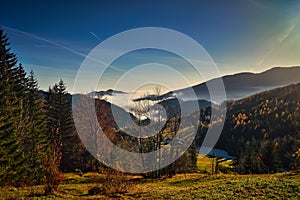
[215,83,300,173]
[161,66,300,101]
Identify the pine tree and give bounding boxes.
[56,80,79,172]
[0,29,25,186]
[45,79,77,193]
[48,80,79,172]
[45,85,63,193]
[22,71,51,185]
[13,64,28,139]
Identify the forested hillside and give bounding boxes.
[215,84,300,173]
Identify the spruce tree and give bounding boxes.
[55,80,80,172]
[45,85,63,193]
[0,29,52,187]
[0,29,25,186]
[13,64,28,139]
[22,71,51,185]
[45,79,78,193]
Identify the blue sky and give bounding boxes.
[1,0,300,93]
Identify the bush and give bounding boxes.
[44,156,64,195]
[88,170,136,195]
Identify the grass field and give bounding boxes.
[1,172,299,199]
[197,154,235,174]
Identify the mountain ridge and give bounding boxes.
[156,66,300,102]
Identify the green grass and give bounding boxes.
[197,154,235,174]
[197,154,214,173]
[1,172,300,199]
[137,173,300,199]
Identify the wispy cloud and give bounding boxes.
[2,26,127,73]
[247,0,270,10]
[90,31,102,41]
[278,23,296,43]
[256,19,299,66]
[2,26,87,57]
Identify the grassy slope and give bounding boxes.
[0,172,299,199]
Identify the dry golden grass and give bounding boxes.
[0,172,299,199]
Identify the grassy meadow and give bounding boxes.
[1,171,299,199]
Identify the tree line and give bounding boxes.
[0,29,103,193]
[0,29,77,193]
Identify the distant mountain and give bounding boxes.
[88,89,127,98]
[155,98,212,117]
[72,93,136,130]
[133,94,163,102]
[160,66,300,102]
[72,67,300,112]
[39,90,136,131]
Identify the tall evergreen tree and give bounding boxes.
[45,84,63,193]
[0,29,25,186]
[45,79,78,193]
[56,80,79,172]
[13,64,28,140]
[0,29,53,187]
[22,71,51,185]
[48,79,79,172]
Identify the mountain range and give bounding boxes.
[46,67,300,173]
[155,66,300,102]
[79,67,300,111]
[40,66,300,129]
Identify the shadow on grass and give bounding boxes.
[167,178,203,186]
[167,175,227,186]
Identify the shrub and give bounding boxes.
[88,169,136,195]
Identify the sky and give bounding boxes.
[1,0,300,93]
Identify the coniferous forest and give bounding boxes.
[0,29,71,192]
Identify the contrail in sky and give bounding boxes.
[90,31,102,41]
[257,20,298,66]
[1,26,125,73]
